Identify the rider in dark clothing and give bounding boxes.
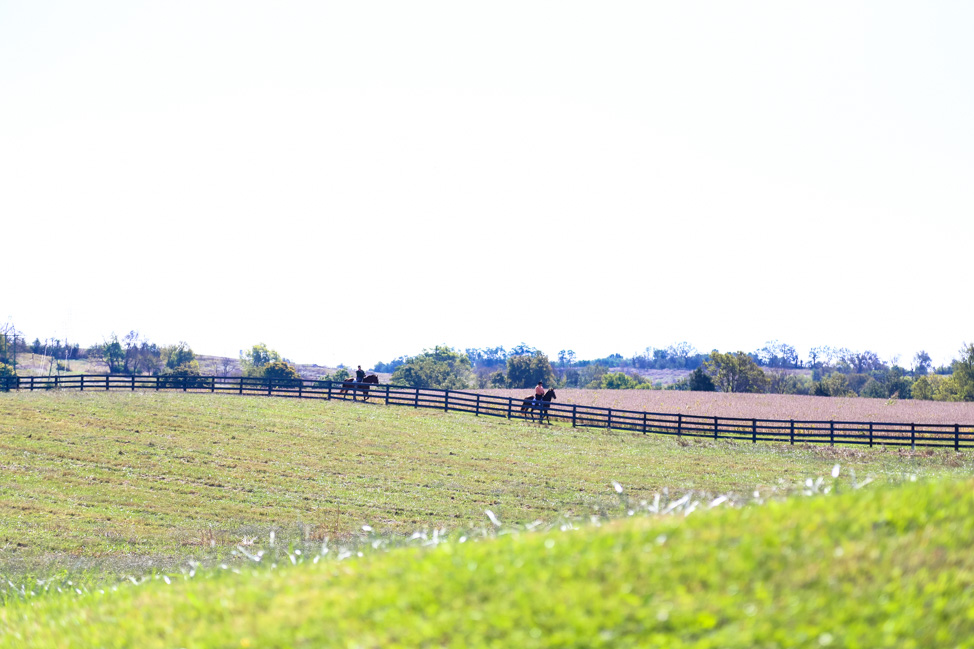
[355,366,366,382]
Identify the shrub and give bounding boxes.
[158,361,204,389]
[599,372,641,389]
[263,361,302,388]
[0,362,15,391]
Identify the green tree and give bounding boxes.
[812,373,853,397]
[162,342,198,371]
[158,342,202,387]
[946,343,974,402]
[705,351,769,393]
[506,352,556,389]
[103,334,126,374]
[911,375,934,400]
[240,343,283,378]
[860,378,887,399]
[687,367,716,392]
[391,346,473,389]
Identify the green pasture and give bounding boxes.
[2,475,973,647]
[2,390,973,579]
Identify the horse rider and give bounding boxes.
[355,366,366,384]
[534,381,545,405]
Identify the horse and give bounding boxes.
[520,388,557,423]
[339,374,379,400]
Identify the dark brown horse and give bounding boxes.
[339,374,379,400]
[520,388,556,423]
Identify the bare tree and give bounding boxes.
[667,342,697,369]
[912,350,932,376]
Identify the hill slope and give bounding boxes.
[2,477,972,647]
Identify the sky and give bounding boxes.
[2,1,972,369]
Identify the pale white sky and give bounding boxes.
[2,1,972,368]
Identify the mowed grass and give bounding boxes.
[2,477,973,648]
[2,390,974,577]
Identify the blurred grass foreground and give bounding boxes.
[2,476,974,648]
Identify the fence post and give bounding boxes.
[385,385,390,406]
[830,421,834,446]
[507,397,512,419]
[444,390,450,412]
[29,376,35,391]
[105,375,110,391]
[572,404,577,428]
[475,394,481,416]
[714,416,718,440]
[80,375,84,391]
[868,422,873,448]
[677,413,682,438]
[956,424,960,452]
[183,376,188,392]
[911,423,915,450]
[752,418,757,444]
[267,377,272,397]
[415,387,420,409]
[642,412,647,435]
[131,375,135,391]
[608,409,612,429]
[212,377,216,393]
[156,375,160,392]
[790,419,794,445]
[297,380,303,399]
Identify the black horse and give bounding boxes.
[339,374,379,400]
[520,388,557,423]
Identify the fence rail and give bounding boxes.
[3,374,973,450]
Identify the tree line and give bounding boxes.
[375,341,974,402]
[3,322,973,402]
[0,326,305,388]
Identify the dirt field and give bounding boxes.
[478,388,974,425]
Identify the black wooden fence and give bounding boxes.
[3,374,973,450]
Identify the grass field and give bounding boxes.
[2,389,974,646]
[2,390,973,575]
